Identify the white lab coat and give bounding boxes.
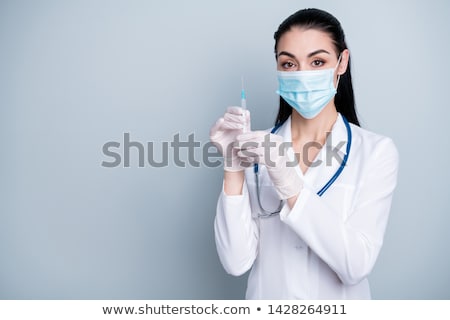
[214,113,399,299]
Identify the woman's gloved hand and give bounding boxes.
[209,106,251,172]
[236,131,303,200]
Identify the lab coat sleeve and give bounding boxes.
[280,137,399,286]
[214,182,259,276]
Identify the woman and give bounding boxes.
[210,8,399,299]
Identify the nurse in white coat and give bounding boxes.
[210,8,399,299]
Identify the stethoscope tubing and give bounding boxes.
[253,115,352,216]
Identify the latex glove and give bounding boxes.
[236,131,303,199]
[209,106,251,172]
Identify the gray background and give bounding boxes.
[1,0,449,299]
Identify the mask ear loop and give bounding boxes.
[335,53,343,89]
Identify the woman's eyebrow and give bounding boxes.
[277,49,331,59]
[277,51,296,59]
[307,49,331,57]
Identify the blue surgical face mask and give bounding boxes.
[276,56,342,119]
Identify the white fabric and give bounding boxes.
[214,113,399,299]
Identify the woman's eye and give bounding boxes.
[281,61,295,69]
[312,59,324,67]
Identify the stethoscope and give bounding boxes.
[254,115,352,218]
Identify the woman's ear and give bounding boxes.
[338,49,350,75]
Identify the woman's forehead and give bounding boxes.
[276,28,336,56]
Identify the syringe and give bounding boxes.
[241,77,247,132]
